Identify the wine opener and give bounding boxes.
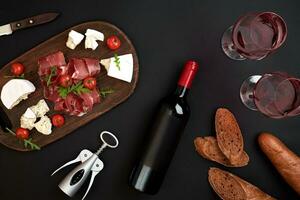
[51,131,119,200]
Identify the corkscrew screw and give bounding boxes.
[51,131,119,200]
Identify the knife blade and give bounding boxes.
[0,12,59,37]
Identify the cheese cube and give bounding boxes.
[85,29,104,41]
[66,30,84,50]
[85,36,99,50]
[30,99,50,118]
[20,108,36,130]
[34,116,52,135]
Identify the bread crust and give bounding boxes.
[208,167,275,200]
[258,133,300,195]
[215,108,244,165]
[194,136,249,167]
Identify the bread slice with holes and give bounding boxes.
[194,136,249,167]
[215,108,244,165]
[208,167,275,200]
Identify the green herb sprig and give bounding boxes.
[58,81,90,98]
[4,74,25,79]
[24,138,41,150]
[100,88,115,97]
[45,66,57,86]
[5,127,41,151]
[114,54,121,71]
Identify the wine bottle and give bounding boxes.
[129,60,199,194]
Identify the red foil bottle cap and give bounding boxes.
[178,60,199,89]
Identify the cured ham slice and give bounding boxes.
[70,58,89,80]
[83,58,101,76]
[38,51,66,76]
[80,89,101,112]
[65,93,84,116]
[43,85,61,103]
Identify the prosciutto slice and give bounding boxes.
[70,58,89,80]
[43,85,61,103]
[38,51,66,76]
[83,58,101,76]
[65,93,84,116]
[80,89,101,112]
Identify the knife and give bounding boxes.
[0,106,12,132]
[0,12,59,37]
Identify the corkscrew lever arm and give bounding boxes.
[51,149,93,176]
[82,158,104,200]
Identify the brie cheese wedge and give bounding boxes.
[85,29,104,50]
[20,108,36,130]
[66,30,84,50]
[100,54,133,83]
[34,116,52,135]
[1,79,36,109]
[30,99,50,118]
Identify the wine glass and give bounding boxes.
[221,12,287,60]
[240,72,300,119]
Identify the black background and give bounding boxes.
[0,0,299,199]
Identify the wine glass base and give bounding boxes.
[240,75,262,110]
[221,26,246,60]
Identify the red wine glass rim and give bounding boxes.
[253,72,300,117]
[232,11,287,52]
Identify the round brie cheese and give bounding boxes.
[1,79,36,109]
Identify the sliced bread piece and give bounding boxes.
[208,167,275,200]
[194,136,210,159]
[215,108,244,165]
[194,136,249,167]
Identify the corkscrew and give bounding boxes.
[51,131,119,200]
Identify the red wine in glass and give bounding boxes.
[222,12,287,60]
[240,72,300,119]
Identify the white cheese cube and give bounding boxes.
[66,30,84,50]
[85,29,104,41]
[101,54,133,83]
[1,79,36,109]
[23,107,36,119]
[85,36,99,50]
[20,108,36,130]
[34,116,52,135]
[30,99,50,118]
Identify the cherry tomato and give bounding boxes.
[11,62,25,76]
[16,128,30,140]
[52,114,65,127]
[59,75,72,88]
[83,77,97,90]
[106,36,121,50]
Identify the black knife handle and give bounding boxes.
[0,106,12,132]
[10,12,59,32]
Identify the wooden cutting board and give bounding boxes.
[0,21,139,151]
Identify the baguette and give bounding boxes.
[215,108,244,165]
[208,167,275,200]
[194,136,249,167]
[258,133,300,195]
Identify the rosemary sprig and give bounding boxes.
[5,127,41,151]
[24,138,41,150]
[58,81,91,98]
[4,74,25,79]
[114,54,121,71]
[45,66,57,86]
[100,88,114,97]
